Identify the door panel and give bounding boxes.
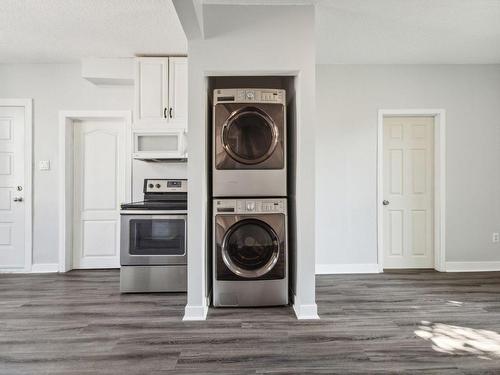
[137,58,168,123]
[168,57,188,125]
[0,107,26,269]
[73,119,126,269]
[383,116,434,268]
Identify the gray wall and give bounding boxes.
[0,63,133,264]
[316,64,500,268]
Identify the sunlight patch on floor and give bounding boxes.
[415,321,500,359]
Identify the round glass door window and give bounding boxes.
[221,218,280,278]
[221,107,279,165]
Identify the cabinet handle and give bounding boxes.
[163,108,167,119]
[169,108,173,119]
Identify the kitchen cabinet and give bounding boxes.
[134,57,187,128]
[168,57,188,126]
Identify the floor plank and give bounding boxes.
[1,270,500,374]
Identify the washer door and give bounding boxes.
[221,106,279,165]
[221,218,280,278]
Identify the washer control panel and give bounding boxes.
[215,198,286,214]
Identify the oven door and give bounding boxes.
[120,214,187,266]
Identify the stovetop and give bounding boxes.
[121,200,187,211]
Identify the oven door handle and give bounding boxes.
[150,215,187,220]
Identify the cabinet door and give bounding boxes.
[135,58,168,123]
[168,57,188,127]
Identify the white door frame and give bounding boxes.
[377,109,446,272]
[0,99,33,273]
[58,110,132,272]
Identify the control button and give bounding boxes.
[156,184,161,188]
[148,183,154,188]
[262,92,274,101]
[246,201,255,211]
[246,91,255,100]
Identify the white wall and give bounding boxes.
[132,161,187,201]
[0,63,133,265]
[183,4,317,319]
[316,64,500,270]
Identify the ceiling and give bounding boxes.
[0,0,499,64]
[0,0,187,63]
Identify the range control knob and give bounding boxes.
[156,184,161,188]
[246,91,255,100]
[148,183,154,188]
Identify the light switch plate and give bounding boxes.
[493,233,499,243]
[39,160,50,171]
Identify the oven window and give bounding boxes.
[130,219,185,256]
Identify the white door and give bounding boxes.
[383,116,434,268]
[0,106,28,270]
[135,57,169,124]
[73,119,126,269]
[168,57,188,127]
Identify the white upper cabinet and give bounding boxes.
[168,57,188,126]
[135,57,169,124]
[134,57,187,129]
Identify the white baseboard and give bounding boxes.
[31,263,59,273]
[0,267,30,273]
[292,293,319,320]
[316,263,380,274]
[446,261,500,272]
[183,301,208,321]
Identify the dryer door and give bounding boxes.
[221,107,278,165]
[221,218,280,278]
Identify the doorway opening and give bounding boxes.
[58,111,132,272]
[377,109,446,272]
[0,99,32,273]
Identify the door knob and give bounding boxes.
[383,200,390,206]
[14,197,23,202]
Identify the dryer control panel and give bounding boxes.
[214,88,285,105]
[215,198,287,214]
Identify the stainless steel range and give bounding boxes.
[120,179,187,293]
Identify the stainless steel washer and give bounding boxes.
[213,88,286,197]
[213,198,288,307]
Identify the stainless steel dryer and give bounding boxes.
[213,88,286,197]
[213,198,288,307]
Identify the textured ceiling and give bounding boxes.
[0,0,187,63]
[1,0,499,64]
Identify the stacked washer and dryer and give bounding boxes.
[212,88,288,307]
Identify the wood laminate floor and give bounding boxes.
[2,270,500,374]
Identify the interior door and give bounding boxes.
[73,119,126,269]
[383,116,434,268]
[168,57,188,126]
[0,106,27,270]
[136,57,169,123]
